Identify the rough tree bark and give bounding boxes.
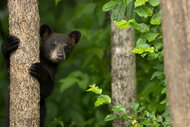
[8,0,40,126]
[161,0,190,126]
[111,15,136,126]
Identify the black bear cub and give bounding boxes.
[1,25,81,127]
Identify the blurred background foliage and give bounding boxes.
[0,0,166,127]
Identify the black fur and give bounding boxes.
[1,24,81,127]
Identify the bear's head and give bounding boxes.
[40,24,81,63]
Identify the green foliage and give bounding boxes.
[112,104,126,113]
[102,1,117,12]
[60,71,89,92]
[86,84,102,95]
[95,95,111,107]
[112,3,126,21]
[104,114,120,121]
[102,0,169,125]
[149,0,160,7]
[87,85,171,127]
[55,0,61,6]
[134,0,148,7]
[150,11,161,25]
[0,0,168,126]
[115,20,130,29]
[135,6,152,18]
[123,0,132,7]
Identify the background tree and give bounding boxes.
[161,0,190,126]
[111,12,136,127]
[8,0,40,126]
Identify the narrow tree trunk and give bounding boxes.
[111,15,136,126]
[161,0,190,126]
[8,0,40,126]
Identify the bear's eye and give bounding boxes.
[51,42,57,48]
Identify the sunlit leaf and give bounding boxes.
[151,71,164,80]
[135,6,152,18]
[150,12,161,25]
[104,114,120,121]
[102,1,117,12]
[95,95,111,107]
[112,104,126,113]
[86,84,102,94]
[123,0,132,7]
[147,32,159,42]
[114,20,130,29]
[148,52,159,60]
[134,0,148,7]
[131,102,139,111]
[113,3,126,21]
[149,0,160,7]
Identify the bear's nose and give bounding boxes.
[58,54,63,59]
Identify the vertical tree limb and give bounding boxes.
[8,0,40,126]
[161,0,190,126]
[111,15,136,126]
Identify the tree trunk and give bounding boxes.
[111,15,136,126]
[161,0,190,126]
[8,0,40,126]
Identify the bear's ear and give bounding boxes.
[68,30,81,45]
[40,24,52,40]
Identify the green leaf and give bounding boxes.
[132,48,144,54]
[161,87,167,94]
[86,84,102,94]
[154,41,163,51]
[114,20,130,29]
[136,38,147,45]
[55,0,61,6]
[142,120,150,125]
[160,98,168,104]
[113,3,126,21]
[148,52,159,60]
[128,19,140,29]
[131,102,139,111]
[137,43,150,49]
[104,114,120,121]
[149,0,160,7]
[122,114,132,119]
[150,12,161,25]
[126,0,136,20]
[145,47,154,52]
[135,6,152,18]
[95,95,111,107]
[129,20,149,32]
[112,104,126,113]
[60,71,89,92]
[151,71,164,80]
[156,115,163,122]
[102,1,117,12]
[60,77,79,92]
[144,111,150,117]
[134,0,148,7]
[147,32,159,42]
[137,106,145,112]
[138,23,149,32]
[123,0,132,7]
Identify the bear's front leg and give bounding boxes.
[1,35,20,68]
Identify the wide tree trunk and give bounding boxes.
[111,15,136,126]
[161,0,190,126]
[8,0,40,126]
